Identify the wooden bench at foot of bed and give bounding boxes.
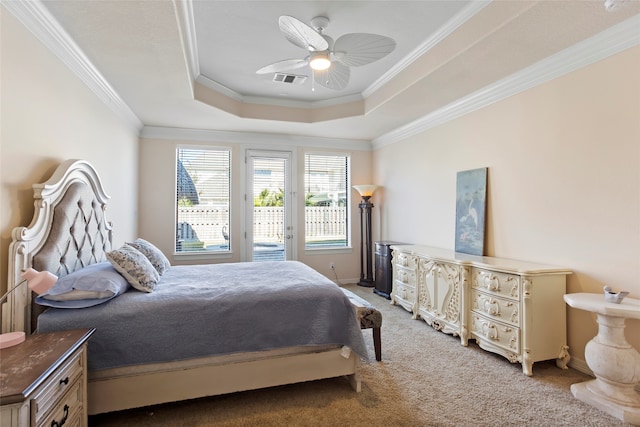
[340,288,383,361]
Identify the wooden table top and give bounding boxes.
[0,328,95,404]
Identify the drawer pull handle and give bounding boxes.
[59,377,69,386]
[482,274,500,291]
[481,322,499,341]
[51,404,69,427]
[483,298,500,316]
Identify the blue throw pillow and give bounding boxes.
[35,262,130,308]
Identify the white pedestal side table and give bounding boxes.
[563,293,640,425]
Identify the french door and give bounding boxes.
[245,150,294,261]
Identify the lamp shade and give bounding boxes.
[0,268,57,349]
[353,185,379,198]
[21,268,57,295]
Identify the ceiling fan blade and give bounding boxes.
[279,15,329,51]
[333,33,396,67]
[256,59,308,74]
[314,62,350,91]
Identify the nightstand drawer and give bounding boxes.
[471,290,520,327]
[472,268,520,300]
[31,349,84,424]
[35,378,82,427]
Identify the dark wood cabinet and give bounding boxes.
[374,241,405,299]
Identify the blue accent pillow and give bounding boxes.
[35,262,130,308]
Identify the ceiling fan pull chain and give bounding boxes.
[312,69,315,92]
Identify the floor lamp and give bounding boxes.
[353,185,379,287]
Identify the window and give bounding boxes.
[176,147,231,253]
[304,153,350,249]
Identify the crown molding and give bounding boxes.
[8,0,638,149]
[183,0,489,111]
[373,14,640,149]
[195,74,364,110]
[363,0,491,98]
[2,0,143,131]
[140,126,372,151]
[172,0,197,93]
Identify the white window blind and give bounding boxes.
[304,154,350,248]
[176,148,231,252]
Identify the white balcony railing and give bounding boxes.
[177,206,346,248]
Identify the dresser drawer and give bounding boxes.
[472,268,520,300]
[31,349,84,424]
[395,267,416,287]
[393,251,418,269]
[471,290,520,327]
[470,313,520,354]
[394,281,416,303]
[36,378,82,427]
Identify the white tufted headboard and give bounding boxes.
[3,159,113,334]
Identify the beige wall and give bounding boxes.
[0,9,139,295]
[138,137,372,280]
[373,46,640,367]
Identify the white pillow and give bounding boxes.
[127,238,171,275]
[107,244,159,293]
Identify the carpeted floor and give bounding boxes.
[89,283,632,426]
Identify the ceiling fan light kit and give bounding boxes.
[257,15,396,91]
[309,52,331,71]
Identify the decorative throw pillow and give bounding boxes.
[106,244,159,292]
[127,238,171,275]
[35,262,131,308]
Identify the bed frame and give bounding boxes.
[2,159,360,415]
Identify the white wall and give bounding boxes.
[373,46,640,366]
[0,8,140,294]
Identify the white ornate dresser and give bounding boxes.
[390,245,571,376]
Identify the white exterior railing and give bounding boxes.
[177,206,346,246]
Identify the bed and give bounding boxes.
[2,159,365,415]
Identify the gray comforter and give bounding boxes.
[37,261,367,371]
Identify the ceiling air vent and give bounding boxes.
[273,73,307,85]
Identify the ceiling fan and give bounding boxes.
[256,15,396,91]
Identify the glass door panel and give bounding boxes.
[246,151,292,261]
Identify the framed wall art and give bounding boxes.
[455,167,487,256]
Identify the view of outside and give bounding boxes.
[304,154,350,248]
[252,157,287,261]
[175,150,351,256]
[176,148,230,252]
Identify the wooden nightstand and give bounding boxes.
[0,328,95,427]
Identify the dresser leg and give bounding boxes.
[556,345,570,370]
